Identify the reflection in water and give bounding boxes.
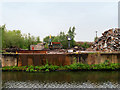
[2,71,120,88]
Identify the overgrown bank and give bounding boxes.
[2,62,120,72]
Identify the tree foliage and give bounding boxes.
[52,32,68,48]
[1,25,76,49]
[67,26,76,48]
[43,26,76,49]
[1,25,41,49]
[43,36,55,43]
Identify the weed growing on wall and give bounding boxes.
[2,62,120,72]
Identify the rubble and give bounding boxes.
[92,28,120,52]
[5,46,21,53]
[47,49,66,54]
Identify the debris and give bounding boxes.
[30,43,45,50]
[92,28,120,52]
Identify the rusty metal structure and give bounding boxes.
[17,50,48,54]
[1,52,120,67]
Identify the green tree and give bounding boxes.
[59,32,68,48]
[0,25,5,48]
[36,36,41,43]
[43,36,55,43]
[4,30,23,48]
[52,36,59,42]
[23,34,29,49]
[81,42,90,48]
[50,27,76,49]
[52,32,68,48]
[0,25,42,50]
[67,26,76,48]
[27,33,31,50]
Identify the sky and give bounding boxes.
[0,0,118,42]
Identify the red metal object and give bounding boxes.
[52,42,61,44]
[32,47,34,50]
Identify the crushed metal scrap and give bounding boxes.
[91,28,120,52]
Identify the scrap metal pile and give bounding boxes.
[92,28,120,52]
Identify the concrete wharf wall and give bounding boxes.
[1,52,120,67]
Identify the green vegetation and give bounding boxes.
[43,36,55,44]
[81,42,90,48]
[0,25,41,49]
[2,62,120,72]
[75,42,92,49]
[0,24,76,49]
[1,24,91,49]
[43,26,76,49]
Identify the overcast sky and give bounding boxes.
[1,1,118,42]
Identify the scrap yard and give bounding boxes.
[1,2,120,89]
[1,28,120,67]
[1,28,120,55]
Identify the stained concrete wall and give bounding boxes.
[71,53,120,65]
[1,53,120,67]
[1,54,17,67]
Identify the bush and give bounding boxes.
[49,65,59,71]
[30,68,34,72]
[45,69,49,72]
[2,62,120,72]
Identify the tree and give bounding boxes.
[52,36,59,42]
[59,32,68,48]
[81,42,90,48]
[67,26,76,48]
[0,25,42,50]
[49,27,76,49]
[0,25,4,49]
[43,36,55,43]
[68,27,76,39]
[36,36,41,43]
[52,32,68,48]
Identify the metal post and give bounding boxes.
[68,40,70,49]
[96,31,98,38]
[67,36,71,49]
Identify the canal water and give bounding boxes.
[2,71,120,88]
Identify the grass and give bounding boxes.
[2,62,120,72]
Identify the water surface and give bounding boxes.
[2,71,120,88]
